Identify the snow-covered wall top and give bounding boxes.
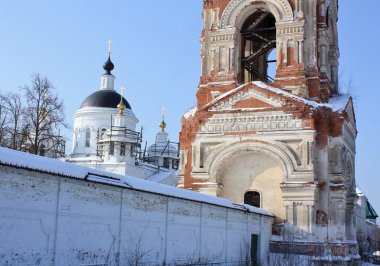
[0,147,272,216]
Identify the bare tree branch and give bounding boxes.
[22,73,68,156]
[2,92,23,149]
[0,73,67,157]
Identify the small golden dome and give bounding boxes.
[117,97,126,115]
[159,117,167,132]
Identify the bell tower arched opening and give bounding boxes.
[240,11,276,83]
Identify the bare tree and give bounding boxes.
[0,93,9,146]
[0,74,67,157]
[22,73,68,156]
[1,92,24,150]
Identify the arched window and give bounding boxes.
[74,129,78,148]
[244,191,261,208]
[85,128,91,147]
[240,11,276,83]
[120,143,126,156]
[100,128,107,139]
[109,141,115,155]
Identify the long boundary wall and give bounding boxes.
[0,150,273,266]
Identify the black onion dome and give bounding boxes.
[103,55,114,74]
[80,90,132,109]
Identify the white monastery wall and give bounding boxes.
[0,149,273,266]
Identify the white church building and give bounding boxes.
[67,50,179,186]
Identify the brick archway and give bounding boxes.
[207,140,296,182]
[208,142,290,218]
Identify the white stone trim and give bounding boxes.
[221,0,294,28]
[206,140,298,183]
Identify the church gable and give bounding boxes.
[233,97,273,109]
[205,81,308,112]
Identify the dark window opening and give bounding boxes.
[172,159,179,170]
[85,128,91,147]
[100,128,107,139]
[130,145,135,156]
[98,145,104,156]
[163,158,169,168]
[109,142,114,155]
[326,7,330,28]
[244,191,261,208]
[120,143,126,156]
[240,11,276,83]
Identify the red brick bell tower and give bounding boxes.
[180,0,358,262]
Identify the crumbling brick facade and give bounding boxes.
[180,0,359,264]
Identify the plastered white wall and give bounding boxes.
[0,165,273,266]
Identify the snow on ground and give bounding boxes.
[0,147,272,216]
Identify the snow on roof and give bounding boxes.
[122,175,272,216]
[327,94,350,112]
[205,81,350,113]
[0,147,89,179]
[0,147,272,216]
[356,186,364,196]
[183,106,197,118]
[145,170,172,183]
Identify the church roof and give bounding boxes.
[80,90,132,109]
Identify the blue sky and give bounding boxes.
[0,1,379,217]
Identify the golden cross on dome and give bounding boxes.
[107,39,113,55]
[120,85,125,96]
